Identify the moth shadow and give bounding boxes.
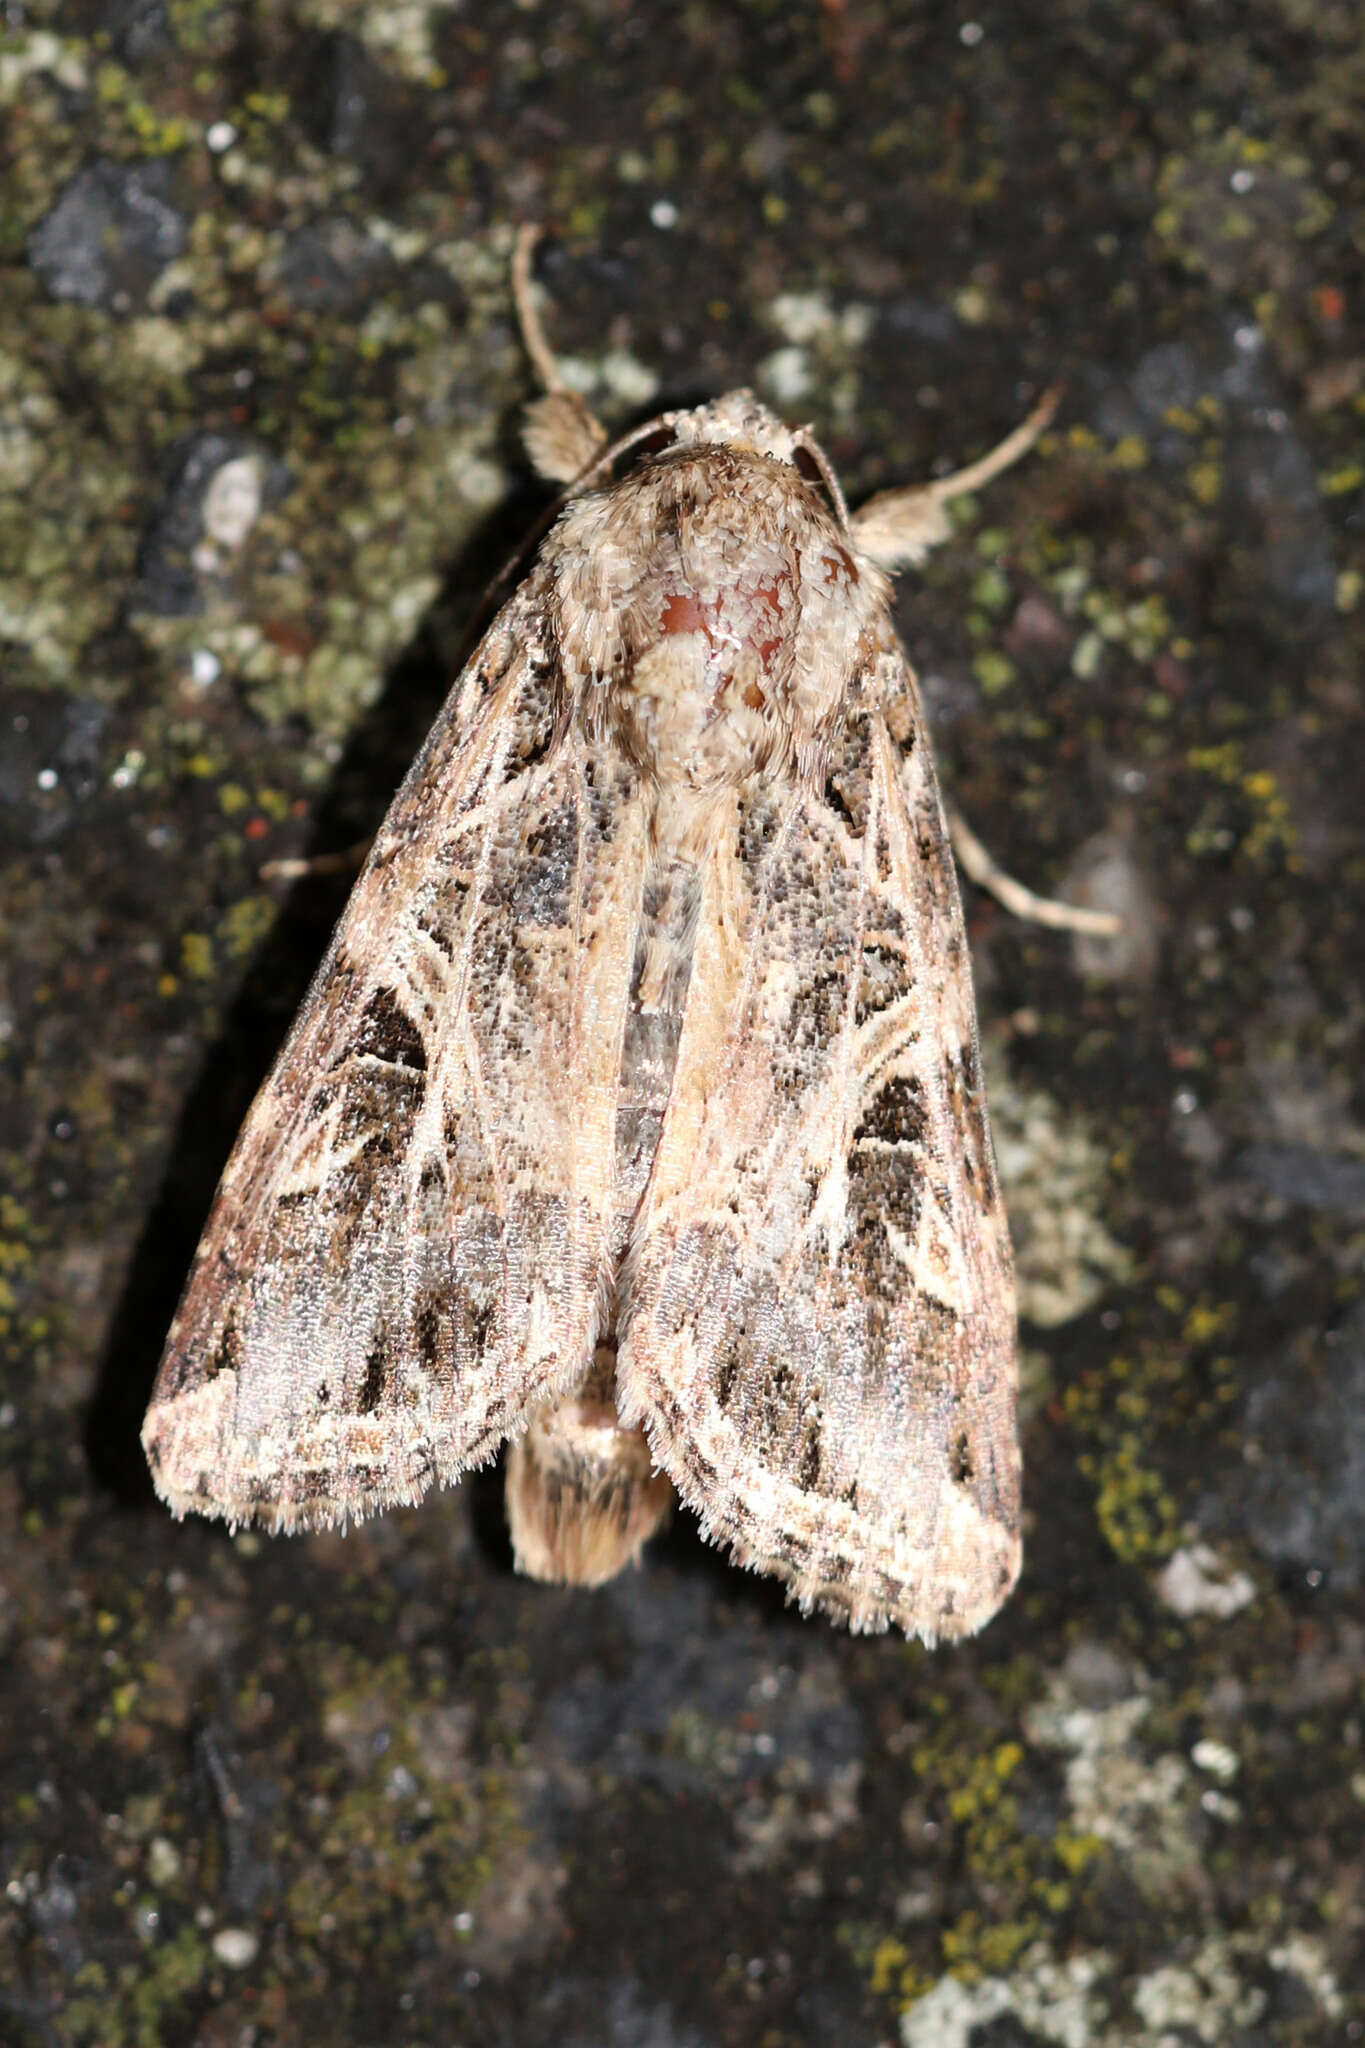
[85,466,553,1516]
[649,1497,797,1630]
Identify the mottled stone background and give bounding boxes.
[3,3,1364,2044]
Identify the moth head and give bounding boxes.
[670,389,801,462]
[644,390,850,524]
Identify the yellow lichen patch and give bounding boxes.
[941,1910,1036,1981]
[973,650,1015,695]
[868,1935,911,1997]
[1188,460,1222,505]
[1111,434,1150,471]
[254,784,292,822]
[1183,1297,1237,1346]
[1054,1828,1105,1875]
[1186,745,1300,868]
[946,1740,1024,1825]
[178,931,214,982]
[1086,1434,1182,1564]
[218,894,275,961]
[1063,1308,1231,1566]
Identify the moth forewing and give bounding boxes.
[144,242,1052,1639]
[142,585,649,1532]
[617,635,1019,1642]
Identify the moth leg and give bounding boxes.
[850,386,1061,571]
[853,387,1115,936]
[512,224,610,485]
[258,835,371,884]
[505,1338,673,1586]
[946,802,1122,936]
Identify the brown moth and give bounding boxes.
[143,230,1071,1640]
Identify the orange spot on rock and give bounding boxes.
[263,617,317,658]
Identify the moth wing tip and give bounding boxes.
[142,1409,506,1538]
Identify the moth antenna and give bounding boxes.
[512,225,610,484]
[512,223,569,396]
[922,383,1063,505]
[851,385,1063,571]
[945,801,1122,936]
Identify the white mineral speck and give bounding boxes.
[202,456,264,550]
[1191,1737,1239,1781]
[769,291,834,345]
[1155,1543,1256,1619]
[212,1926,259,1969]
[758,346,814,406]
[599,348,660,407]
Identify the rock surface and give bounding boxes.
[2,5,1363,2044]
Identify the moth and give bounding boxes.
[143,230,1080,1641]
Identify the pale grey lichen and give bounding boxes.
[986,1056,1134,1328]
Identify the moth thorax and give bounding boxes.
[556,454,859,792]
[609,560,812,793]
